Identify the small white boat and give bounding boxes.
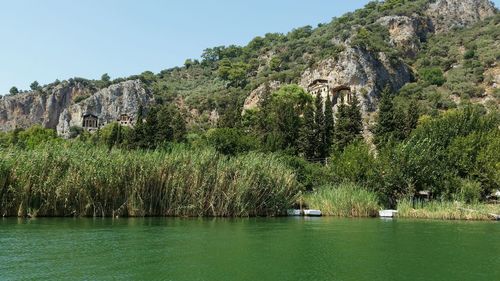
[287,209,302,216]
[379,209,398,218]
[304,209,322,216]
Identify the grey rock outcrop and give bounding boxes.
[425,0,496,33]
[299,46,412,114]
[57,80,152,137]
[0,82,92,132]
[377,15,432,58]
[243,81,282,111]
[0,80,153,136]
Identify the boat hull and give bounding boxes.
[304,209,322,216]
[287,209,302,216]
[379,210,398,218]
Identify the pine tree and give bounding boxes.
[131,105,146,148]
[374,87,397,147]
[334,93,363,151]
[144,107,159,148]
[299,103,316,159]
[334,100,351,151]
[314,92,325,160]
[404,99,419,139]
[155,106,174,145]
[347,94,363,139]
[324,92,335,155]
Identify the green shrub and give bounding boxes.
[74,94,90,103]
[330,141,379,187]
[456,179,482,204]
[205,127,258,155]
[419,67,446,86]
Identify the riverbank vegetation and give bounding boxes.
[303,183,380,217]
[397,199,500,220]
[0,144,298,217]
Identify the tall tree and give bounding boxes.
[299,103,317,159]
[334,100,351,151]
[374,87,397,147]
[334,93,363,151]
[263,85,312,154]
[144,107,159,148]
[324,92,335,154]
[347,94,363,141]
[314,92,326,160]
[404,99,419,139]
[131,105,146,148]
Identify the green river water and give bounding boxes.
[0,217,499,281]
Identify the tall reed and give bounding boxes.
[0,143,299,217]
[397,198,500,220]
[304,183,380,217]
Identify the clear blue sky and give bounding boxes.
[0,0,498,94]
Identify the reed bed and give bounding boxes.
[0,143,299,217]
[304,183,380,217]
[397,198,500,220]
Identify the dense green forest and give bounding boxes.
[1,0,499,217]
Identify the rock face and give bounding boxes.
[0,80,153,136]
[377,15,432,58]
[57,80,152,137]
[299,47,413,114]
[243,81,281,111]
[425,0,496,33]
[0,82,92,132]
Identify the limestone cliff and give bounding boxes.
[426,0,496,33]
[0,80,153,136]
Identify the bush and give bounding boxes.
[205,128,258,155]
[14,126,59,149]
[456,179,482,204]
[330,141,379,187]
[419,67,446,86]
[74,94,90,103]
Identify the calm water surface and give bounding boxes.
[0,217,499,281]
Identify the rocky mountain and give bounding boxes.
[244,0,497,135]
[1,0,498,136]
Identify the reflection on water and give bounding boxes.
[1,217,499,281]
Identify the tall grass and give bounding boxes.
[0,143,299,217]
[304,183,380,217]
[397,198,500,220]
